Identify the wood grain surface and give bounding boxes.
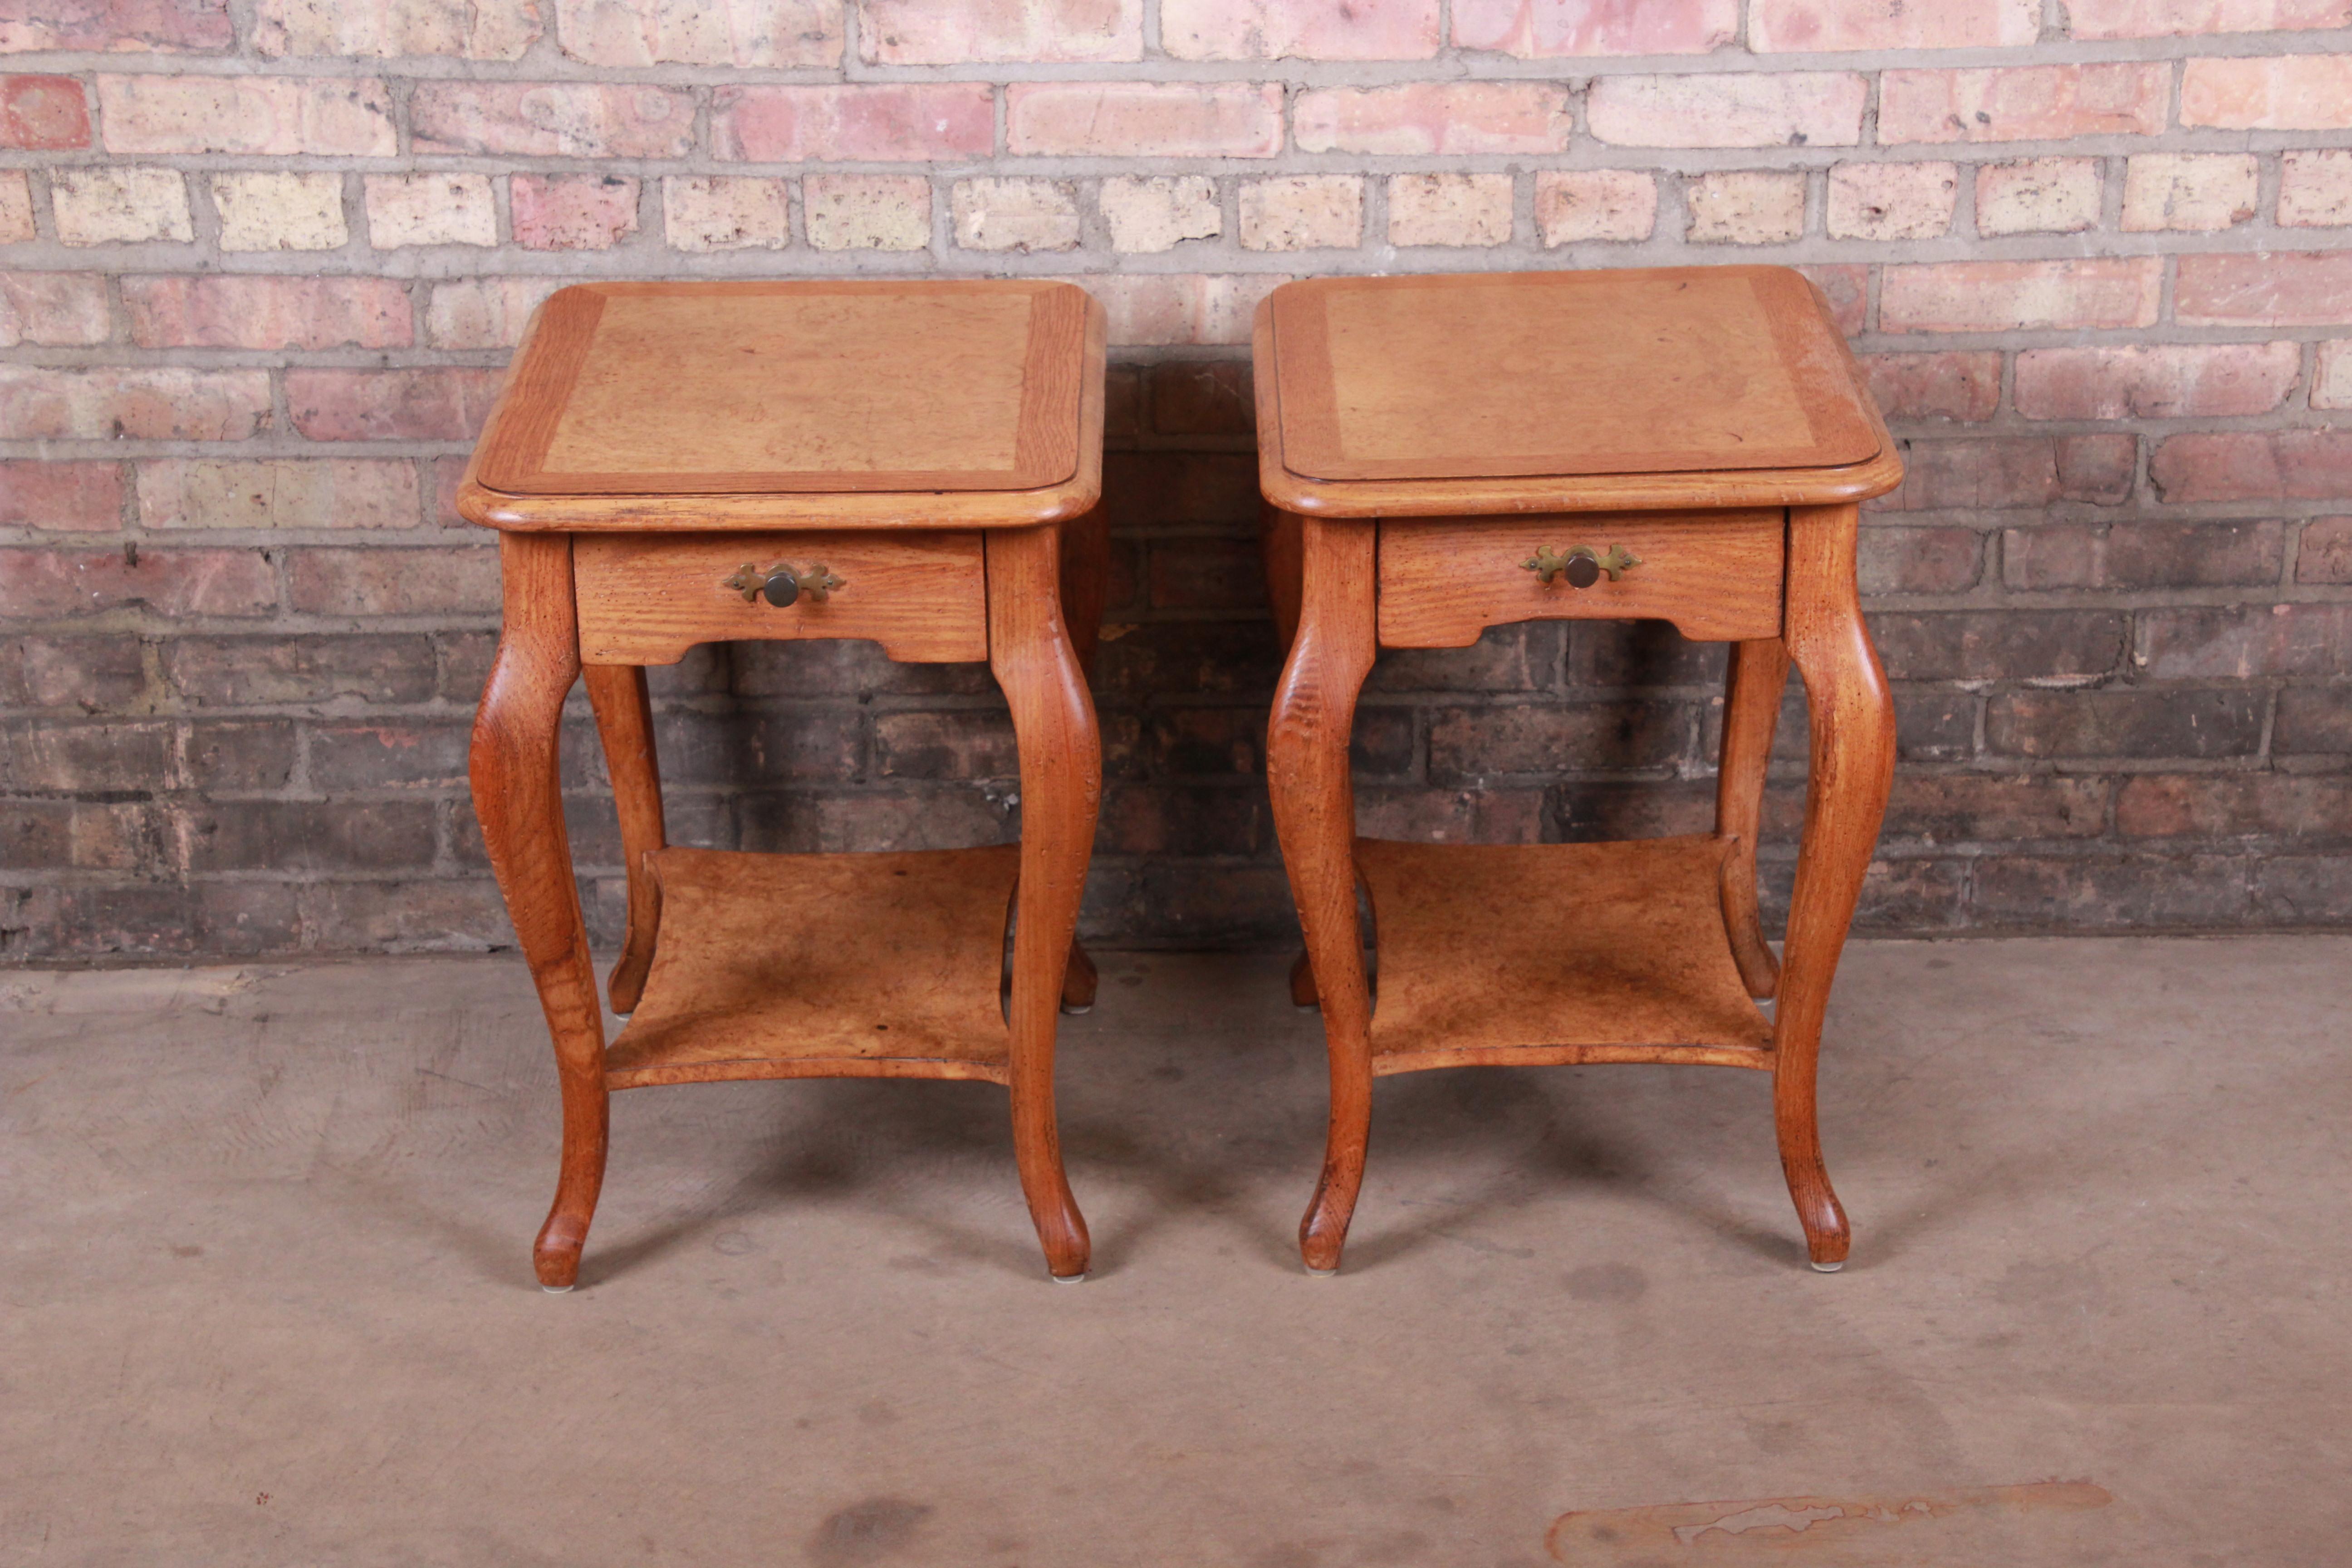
[583,662,666,1014]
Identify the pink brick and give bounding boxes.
[0,0,231,51]
[411,82,695,158]
[2184,54,2352,128]
[1586,72,1866,148]
[1053,273,1286,346]
[1799,264,1867,334]
[1881,260,2162,333]
[2068,0,2352,33]
[123,275,412,349]
[1879,63,2170,144]
[860,0,1140,63]
[97,74,395,156]
[1862,352,2002,422]
[137,459,417,530]
[1296,82,1568,154]
[425,277,563,349]
[712,84,993,162]
[285,369,503,442]
[1452,0,1735,54]
[0,366,269,440]
[0,271,109,346]
[510,175,639,250]
[2150,431,2352,503]
[1008,82,1282,158]
[1534,169,1656,245]
[2317,339,2352,409]
[254,0,541,59]
[286,545,499,613]
[0,549,274,619]
[2279,149,2352,226]
[2176,251,2352,326]
[2014,343,2300,420]
[2,75,87,148]
[2121,152,2259,231]
[1751,0,2037,49]
[553,0,842,67]
[2298,516,2352,582]
[0,461,124,531]
[0,171,29,242]
[1162,0,1437,59]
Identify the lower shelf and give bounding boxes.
[1356,834,1775,1075]
[604,844,1019,1090]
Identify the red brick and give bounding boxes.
[2298,516,2352,583]
[97,74,395,156]
[0,547,274,619]
[0,366,270,440]
[1008,82,1282,157]
[0,0,231,51]
[1862,352,2001,422]
[2175,252,2352,326]
[0,461,123,531]
[2117,774,2352,841]
[0,271,110,346]
[1987,687,2267,759]
[1752,0,2037,49]
[1295,82,1568,154]
[122,275,412,350]
[1878,63,2170,143]
[2138,602,2352,678]
[0,633,146,708]
[1163,0,1438,59]
[859,0,1140,63]
[1879,259,2161,333]
[1872,610,2126,681]
[510,174,638,250]
[1,75,88,148]
[410,82,695,158]
[2013,342,2298,420]
[166,637,438,706]
[1586,71,1866,148]
[1879,435,2136,511]
[1857,523,1983,593]
[2003,519,2285,589]
[2149,431,2352,503]
[286,546,499,613]
[2182,54,2352,129]
[1148,537,1265,610]
[1428,701,1694,780]
[1882,774,2109,843]
[2068,0,2352,35]
[286,369,503,442]
[712,83,993,162]
[1453,0,1735,54]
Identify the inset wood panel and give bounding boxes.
[1271,269,1881,484]
[1358,835,1774,1075]
[605,846,1019,1090]
[574,529,987,666]
[1377,511,1784,648]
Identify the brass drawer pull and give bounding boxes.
[725,562,846,607]
[1524,544,1641,588]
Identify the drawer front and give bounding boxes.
[1377,511,1784,649]
[575,530,988,666]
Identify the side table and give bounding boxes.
[1255,268,1906,1274]
[459,280,1108,1288]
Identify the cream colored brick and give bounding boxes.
[1685,170,1804,245]
[1976,157,2101,236]
[1239,176,1362,251]
[137,460,417,531]
[1534,170,1655,245]
[1099,176,1220,253]
[254,0,540,58]
[662,176,791,251]
[2315,339,2352,410]
[2279,149,2352,227]
[556,0,842,66]
[212,172,348,252]
[806,175,929,251]
[51,167,192,245]
[0,172,34,245]
[1826,162,1955,240]
[1387,172,1512,247]
[2120,154,2258,232]
[364,175,495,248]
[952,178,1080,253]
[426,278,564,349]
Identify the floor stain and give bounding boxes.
[810,1497,931,1564]
[1547,1481,2111,1563]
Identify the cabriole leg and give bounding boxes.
[1716,637,1791,1000]
[1056,504,1111,1016]
[584,663,666,1015]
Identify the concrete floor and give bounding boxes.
[1,939,2347,1566]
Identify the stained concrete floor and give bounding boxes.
[1,939,2347,1566]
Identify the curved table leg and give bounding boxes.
[1264,514,1377,1274]
[1776,503,1896,1271]
[990,522,1099,1280]
[1716,637,1790,1000]
[468,532,609,1290]
[584,663,666,1015]
[1056,503,1111,1016]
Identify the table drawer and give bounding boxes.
[1377,511,1784,648]
[575,530,988,666]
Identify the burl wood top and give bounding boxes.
[458,279,1105,531]
[1257,267,1901,517]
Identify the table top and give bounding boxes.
[1257,267,1900,518]
[458,279,1104,532]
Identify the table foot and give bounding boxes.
[541,1284,574,1294]
[1058,1002,1093,1016]
[1050,1271,1089,1285]
[1810,1259,1844,1274]
[1304,1265,1338,1278]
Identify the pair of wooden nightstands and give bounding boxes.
[460,268,1901,1289]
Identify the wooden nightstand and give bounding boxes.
[459,279,1108,1289]
[1254,267,1906,1274]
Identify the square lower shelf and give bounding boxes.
[604,844,1020,1090]
[1356,834,1775,1074]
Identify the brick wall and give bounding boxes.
[3,0,2351,959]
